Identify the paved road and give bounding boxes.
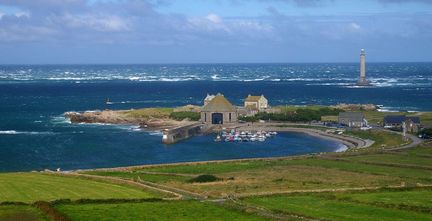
[375,128,424,150]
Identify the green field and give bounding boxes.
[0,173,161,203]
[84,170,191,183]
[2,138,432,220]
[244,193,432,221]
[334,188,432,208]
[345,130,408,148]
[56,201,268,221]
[0,205,49,221]
[345,153,432,167]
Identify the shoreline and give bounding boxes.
[73,124,370,173]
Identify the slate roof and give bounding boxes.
[202,94,236,112]
[384,115,420,124]
[338,112,365,122]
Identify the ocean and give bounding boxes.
[0,63,431,172]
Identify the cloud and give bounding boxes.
[349,22,361,31]
[56,13,132,32]
[377,0,432,4]
[0,0,431,63]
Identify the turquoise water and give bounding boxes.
[1,63,431,172]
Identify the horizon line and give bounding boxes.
[1,61,432,66]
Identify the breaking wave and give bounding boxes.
[0,130,55,135]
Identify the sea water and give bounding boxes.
[0,63,431,172]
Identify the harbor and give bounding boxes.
[215,129,277,142]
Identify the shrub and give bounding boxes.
[188,174,221,183]
[238,116,258,122]
[254,108,344,122]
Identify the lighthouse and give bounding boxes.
[357,49,370,86]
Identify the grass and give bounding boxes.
[132,156,432,181]
[83,171,191,183]
[244,194,432,221]
[0,205,49,221]
[90,157,432,197]
[344,154,432,167]
[0,173,161,203]
[345,129,407,148]
[334,188,432,208]
[55,200,269,221]
[121,108,174,119]
[321,115,338,122]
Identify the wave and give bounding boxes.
[335,144,348,152]
[0,130,55,135]
[51,116,71,124]
[147,131,163,136]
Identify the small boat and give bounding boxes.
[214,135,222,142]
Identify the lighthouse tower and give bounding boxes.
[357,49,370,86]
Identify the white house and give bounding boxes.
[244,95,268,110]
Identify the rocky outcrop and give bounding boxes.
[332,103,377,111]
[64,110,193,130]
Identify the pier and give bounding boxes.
[162,123,212,144]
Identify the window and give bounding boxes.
[229,113,232,121]
[204,113,207,122]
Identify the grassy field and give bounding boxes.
[0,205,49,221]
[2,134,431,220]
[121,107,174,119]
[0,173,161,203]
[55,200,269,221]
[84,170,192,183]
[333,188,432,208]
[82,141,432,200]
[243,193,432,221]
[345,129,408,148]
[344,153,432,167]
[87,156,432,197]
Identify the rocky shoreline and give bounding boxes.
[64,110,193,130]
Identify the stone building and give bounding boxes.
[244,95,268,110]
[384,115,420,133]
[338,112,366,128]
[201,93,237,125]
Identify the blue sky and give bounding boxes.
[0,0,431,64]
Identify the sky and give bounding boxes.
[0,0,431,64]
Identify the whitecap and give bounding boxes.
[51,116,71,124]
[147,131,163,136]
[0,130,55,135]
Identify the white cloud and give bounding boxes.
[15,11,30,18]
[58,13,131,32]
[206,13,222,23]
[349,22,361,31]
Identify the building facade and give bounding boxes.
[201,93,237,125]
[384,115,420,133]
[338,112,366,128]
[244,95,268,110]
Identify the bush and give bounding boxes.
[418,128,432,138]
[169,112,200,121]
[255,108,344,122]
[238,116,258,122]
[188,174,221,183]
